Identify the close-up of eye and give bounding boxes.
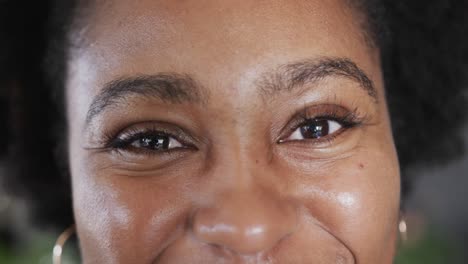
[286,118,343,141]
[110,130,184,152]
[279,104,365,145]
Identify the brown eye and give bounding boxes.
[117,133,183,151]
[132,134,168,150]
[286,119,342,141]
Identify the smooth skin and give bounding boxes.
[67,0,400,263]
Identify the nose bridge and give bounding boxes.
[206,113,266,188]
[191,158,297,256]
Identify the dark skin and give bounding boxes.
[67,0,400,263]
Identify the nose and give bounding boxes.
[192,185,296,256]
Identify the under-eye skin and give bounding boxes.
[278,104,367,147]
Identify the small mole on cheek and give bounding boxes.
[255,159,259,164]
[358,163,365,169]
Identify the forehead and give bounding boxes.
[74,0,375,66]
[68,0,380,108]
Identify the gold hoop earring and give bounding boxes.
[398,218,408,242]
[53,225,76,264]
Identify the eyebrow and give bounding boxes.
[84,57,377,127]
[258,57,377,101]
[85,73,203,125]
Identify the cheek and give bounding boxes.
[71,154,193,262]
[345,155,400,262]
[339,152,400,246]
[72,177,129,262]
[288,146,400,262]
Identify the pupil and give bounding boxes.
[300,119,329,139]
[139,135,169,150]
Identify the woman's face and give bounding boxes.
[67,0,400,263]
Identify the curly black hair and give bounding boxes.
[0,0,467,229]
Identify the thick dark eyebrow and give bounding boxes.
[258,57,378,101]
[85,73,203,126]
